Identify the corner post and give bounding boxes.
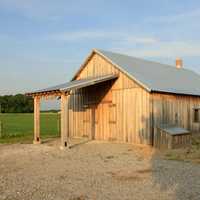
[60,93,69,149]
[33,96,41,144]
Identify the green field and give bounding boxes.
[0,113,60,143]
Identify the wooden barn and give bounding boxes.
[27,49,200,149]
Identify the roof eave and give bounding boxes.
[26,74,118,96]
[151,89,200,97]
[25,90,63,97]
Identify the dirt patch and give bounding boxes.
[109,168,154,181]
[0,141,200,200]
[69,195,88,200]
[105,155,115,159]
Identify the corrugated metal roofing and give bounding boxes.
[96,49,200,96]
[159,124,190,135]
[28,74,118,95]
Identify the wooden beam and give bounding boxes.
[26,91,62,98]
[60,93,69,149]
[33,96,41,144]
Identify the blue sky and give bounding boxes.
[0,0,200,109]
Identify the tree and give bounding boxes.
[0,94,33,113]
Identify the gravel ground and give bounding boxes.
[0,139,200,200]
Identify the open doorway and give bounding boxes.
[40,98,61,141]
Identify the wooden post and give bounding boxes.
[33,96,41,144]
[57,112,61,137]
[60,93,69,149]
[0,120,2,138]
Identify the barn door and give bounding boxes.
[82,105,96,140]
[108,103,117,141]
[91,105,96,140]
[95,102,111,140]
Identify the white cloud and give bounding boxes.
[0,0,68,20]
[147,8,200,24]
[49,30,200,58]
[51,31,109,41]
[125,36,158,44]
[0,0,103,21]
[49,30,159,45]
[112,41,200,58]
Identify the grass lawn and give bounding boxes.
[0,113,60,143]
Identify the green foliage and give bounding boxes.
[0,94,33,113]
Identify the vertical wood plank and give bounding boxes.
[33,96,41,144]
[60,93,69,149]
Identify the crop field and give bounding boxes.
[0,113,60,143]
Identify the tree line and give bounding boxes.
[0,94,33,113]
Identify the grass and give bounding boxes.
[0,113,60,144]
[164,134,200,164]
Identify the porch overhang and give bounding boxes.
[26,74,118,97]
[28,73,118,148]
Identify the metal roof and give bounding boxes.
[28,74,118,95]
[96,49,200,96]
[159,124,190,136]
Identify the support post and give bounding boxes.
[33,96,41,144]
[0,120,2,138]
[60,93,69,149]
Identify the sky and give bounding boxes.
[0,0,200,109]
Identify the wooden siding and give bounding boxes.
[67,51,200,146]
[67,52,200,146]
[154,128,191,149]
[68,52,152,144]
[152,93,200,133]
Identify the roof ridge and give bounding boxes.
[95,48,195,73]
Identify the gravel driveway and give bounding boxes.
[0,139,200,200]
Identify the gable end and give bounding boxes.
[72,49,151,92]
